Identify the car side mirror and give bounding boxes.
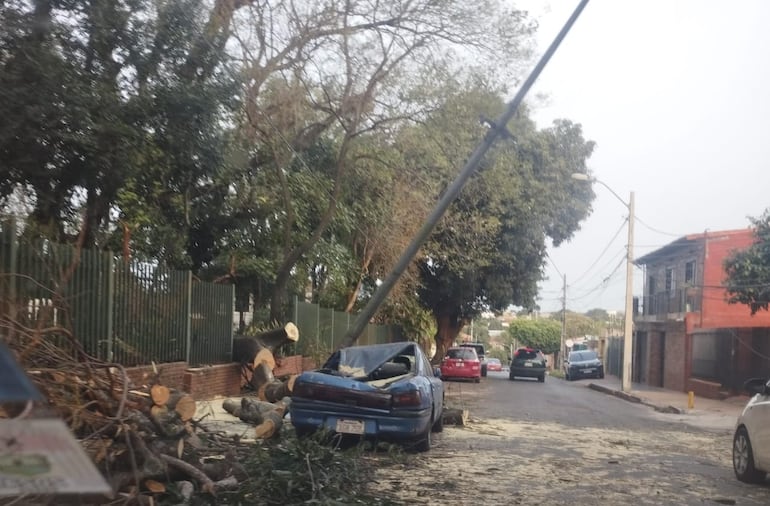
[743,377,769,396]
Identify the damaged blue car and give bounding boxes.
[289,341,444,451]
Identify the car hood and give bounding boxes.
[321,341,417,379]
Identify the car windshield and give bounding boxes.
[487,358,501,365]
[569,351,598,361]
[447,348,477,360]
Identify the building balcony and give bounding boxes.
[635,287,701,320]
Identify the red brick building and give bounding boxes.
[634,228,770,398]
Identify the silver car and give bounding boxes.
[733,378,770,483]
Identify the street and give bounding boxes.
[370,371,770,505]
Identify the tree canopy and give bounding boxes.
[1,0,597,355]
[507,319,562,355]
[724,209,770,314]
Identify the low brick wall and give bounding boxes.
[687,377,728,400]
[125,362,242,399]
[184,363,242,399]
[125,362,188,391]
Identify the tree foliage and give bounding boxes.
[724,209,770,314]
[507,319,562,355]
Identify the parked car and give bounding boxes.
[486,357,502,372]
[509,347,547,382]
[289,341,444,452]
[440,347,481,383]
[564,350,605,381]
[732,377,770,483]
[459,343,487,376]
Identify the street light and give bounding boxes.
[571,173,635,393]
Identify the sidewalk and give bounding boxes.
[585,375,749,431]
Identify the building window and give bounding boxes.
[685,260,695,285]
[665,267,675,293]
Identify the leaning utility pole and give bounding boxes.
[559,274,567,370]
[337,0,591,350]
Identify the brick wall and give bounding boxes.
[183,364,243,399]
[125,362,243,399]
[687,377,727,399]
[663,327,687,393]
[125,362,188,390]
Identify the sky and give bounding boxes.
[513,0,770,314]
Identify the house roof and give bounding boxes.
[634,228,752,265]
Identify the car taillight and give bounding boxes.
[392,390,421,407]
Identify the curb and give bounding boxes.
[588,383,684,414]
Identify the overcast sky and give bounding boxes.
[513,0,770,314]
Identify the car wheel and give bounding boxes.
[432,410,444,433]
[481,364,488,377]
[415,425,431,452]
[508,374,515,381]
[474,376,481,383]
[733,426,766,483]
[565,372,570,381]
[598,371,605,379]
[538,374,545,383]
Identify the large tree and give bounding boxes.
[724,209,770,314]
[404,84,595,359]
[226,0,537,322]
[507,318,562,355]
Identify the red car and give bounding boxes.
[485,358,502,372]
[440,347,481,382]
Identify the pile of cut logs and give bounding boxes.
[2,320,308,503]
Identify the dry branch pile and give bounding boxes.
[0,318,305,504]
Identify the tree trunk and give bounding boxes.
[432,311,463,364]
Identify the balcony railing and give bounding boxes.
[637,287,701,318]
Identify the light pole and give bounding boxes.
[571,173,635,393]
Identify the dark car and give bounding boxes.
[564,350,604,381]
[459,343,487,376]
[440,347,481,383]
[289,341,444,452]
[509,347,547,382]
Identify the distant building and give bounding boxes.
[634,228,770,399]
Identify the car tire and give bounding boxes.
[415,425,431,452]
[474,377,481,383]
[481,364,488,377]
[508,374,515,381]
[432,410,444,433]
[598,371,605,379]
[538,374,545,383]
[565,372,570,381]
[733,426,766,483]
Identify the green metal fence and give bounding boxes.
[291,296,404,357]
[0,218,233,366]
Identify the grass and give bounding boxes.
[548,369,565,379]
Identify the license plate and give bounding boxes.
[582,368,594,373]
[524,362,533,367]
[336,419,365,435]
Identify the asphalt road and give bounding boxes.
[370,371,770,505]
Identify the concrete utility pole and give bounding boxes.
[571,174,635,393]
[559,274,567,370]
[337,0,592,350]
[621,191,635,392]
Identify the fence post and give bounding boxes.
[106,254,115,362]
[185,271,192,364]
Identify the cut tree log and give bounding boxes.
[250,362,274,391]
[167,392,197,422]
[150,384,171,406]
[254,410,284,439]
[262,375,298,403]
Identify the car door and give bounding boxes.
[751,380,770,468]
[421,352,443,418]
